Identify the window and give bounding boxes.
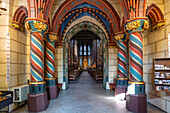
[88,46,90,55]
[84,45,86,55]
[80,46,82,55]
[88,58,90,66]
[80,58,83,66]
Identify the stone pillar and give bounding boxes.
[45,32,58,100]
[114,32,128,98]
[124,17,149,113]
[25,18,49,112]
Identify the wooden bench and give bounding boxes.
[68,69,82,82]
[88,70,103,82]
[109,83,116,90]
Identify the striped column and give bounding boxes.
[124,17,149,113]
[124,17,149,94]
[31,32,44,82]
[129,32,143,82]
[26,18,49,94]
[115,32,128,86]
[45,32,58,99]
[114,32,128,97]
[25,18,49,112]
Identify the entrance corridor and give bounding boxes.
[12,72,165,113]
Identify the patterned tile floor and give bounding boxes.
[12,71,165,113]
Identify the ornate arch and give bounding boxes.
[52,0,120,34]
[27,0,54,21]
[60,8,110,41]
[147,4,165,30]
[11,6,28,31]
[63,21,109,44]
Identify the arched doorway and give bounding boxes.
[62,22,109,89]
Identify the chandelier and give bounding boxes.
[0,0,7,15]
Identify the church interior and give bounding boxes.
[0,0,170,113]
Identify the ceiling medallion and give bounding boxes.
[83,7,88,12]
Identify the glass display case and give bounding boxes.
[0,91,13,110]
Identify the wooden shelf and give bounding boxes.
[153,58,170,92]
[155,84,170,86]
[155,78,170,80]
[155,69,170,71]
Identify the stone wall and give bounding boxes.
[108,47,118,89]
[0,0,13,90]
[55,47,65,89]
[9,28,29,89]
[0,0,30,111]
[142,0,170,112]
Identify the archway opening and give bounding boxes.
[63,29,108,89]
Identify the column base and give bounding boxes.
[28,92,48,112]
[46,86,57,100]
[115,85,127,99]
[126,94,147,113]
[56,86,59,97]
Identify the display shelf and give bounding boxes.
[155,84,170,86]
[0,91,13,110]
[155,69,170,71]
[153,58,170,92]
[155,78,170,80]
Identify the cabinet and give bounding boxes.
[153,58,170,92]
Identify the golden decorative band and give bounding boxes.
[26,18,48,25]
[124,17,148,25]
[128,81,145,85]
[117,78,128,80]
[44,78,55,80]
[29,81,46,85]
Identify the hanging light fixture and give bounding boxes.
[0,0,7,15]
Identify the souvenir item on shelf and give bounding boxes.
[160,73,165,78]
[155,72,160,78]
[165,73,170,78]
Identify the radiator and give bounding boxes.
[12,84,29,102]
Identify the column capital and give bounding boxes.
[11,21,24,31]
[152,20,165,30]
[114,32,127,43]
[45,32,59,43]
[124,17,149,33]
[25,18,49,34]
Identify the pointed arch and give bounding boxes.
[11,6,28,31]
[52,0,120,35]
[27,0,54,21]
[146,4,165,30]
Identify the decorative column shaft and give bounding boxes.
[124,18,149,94]
[45,32,58,99]
[129,32,143,82]
[124,17,149,113]
[118,41,127,78]
[25,18,49,112]
[114,32,128,97]
[31,32,44,82]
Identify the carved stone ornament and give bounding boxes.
[126,20,141,31]
[115,34,124,42]
[143,20,149,31]
[152,21,165,30]
[11,21,24,31]
[33,21,47,32]
[49,34,58,42]
[25,22,32,31]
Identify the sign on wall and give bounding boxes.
[6,33,10,83]
[169,33,170,57]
